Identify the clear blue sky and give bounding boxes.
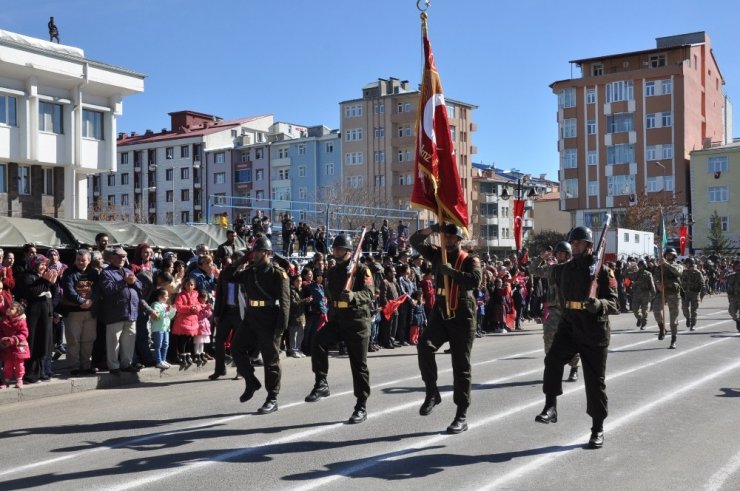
[3,0,739,180]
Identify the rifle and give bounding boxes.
[589,214,612,298]
[344,226,368,291]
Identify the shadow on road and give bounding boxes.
[717,388,740,397]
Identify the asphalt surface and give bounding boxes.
[1,293,739,490]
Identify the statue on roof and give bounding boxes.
[48,16,60,43]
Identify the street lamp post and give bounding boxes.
[673,212,694,256]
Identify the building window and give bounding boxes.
[446,104,456,118]
[166,190,173,202]
[325,163,335,176]
[605,80,634,102]
[374,127,385,138]
[181,211,190,223]
[646,145,657,161]
[255,190,264,201]
[234,169,252,183]
[397,102,412,113]
[561,148,577,169]
[374,175,385,187]
[165,168,173,181]
[374,151,385,162]
[298,144,306,155]
[562,119,576,138]
[215,152,225,164]
[277,147,289,159]
[325,142,334,153]
[0,163,6,192]
[558,88,576,108]
[587,150,598,165]
[255,148,264,159]
[607,113,633,133]
[397,150,412,162]
[646,177,660,192]
[108,195,116,206]
[607,174,636,196]
[214,172,226,185]
[344,104,363,118]
[662,144,673,159]
[178,167,188,179]
[708,186,729,202]
[708,156,729,173]
[587,181,598,196]
[181,145,190,158]
[374,103,385,113]
[646,113,656,129]
[256,169,264,181]
[298,187,307,200]
[107,174,116,186]
[707,215,729,232]
[398,125,412,137]
[645,81,655,97]
[43,168,54,195]
[298,166,306,177]
[606,144,635,165]
[278,169,289,180]
[661,79,673,95]
[562,178,578,199]
[0,95,17,126]
[120,152,129,165]
[121,173,129,185]
[39,101,63,134]
[662,112,672,127]
[347,175,364,188]
[181,189,190,201]
[649,53,666,68]
[586,120,596,135]
[586,89,596,104]
[591,63,603,76]
[450,125,456,141]
[82,110,104,140]
[165,147,174,159]
[664,175,674,192]
[121,194,129,206]
[345,128,363,141]
[345,152,363,165]
[241,151,249,163]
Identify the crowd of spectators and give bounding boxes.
[0,217,736,390]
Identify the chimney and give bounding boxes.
[118,132,126,140]
[130,131,137,137]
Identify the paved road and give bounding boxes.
[1,294,739,490]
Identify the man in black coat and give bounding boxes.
[534,226,619,449]
[209,251,248,380]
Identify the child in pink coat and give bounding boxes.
[1,302,31,388]
[172,278,201,369]
[193,289,212,367]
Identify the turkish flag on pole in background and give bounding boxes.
[513,198,525,251]
[679,225,688,255]
[411,13,468,231]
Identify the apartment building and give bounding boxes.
[551,32,729,231]
[689,141,740,252]
[0,29,143,219]
[338,77,477,223]
[91,110,273,224]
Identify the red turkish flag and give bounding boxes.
[411,15,468,231]
[382,294,408,321]
[679,225,688,256]
[513,198,525,251]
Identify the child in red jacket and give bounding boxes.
[1,302,31,388]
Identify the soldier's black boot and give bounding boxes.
[567,366,579,382]
[349,399,367,424]
[419,386,442,416]
[239,374,262,403]
[736,319,740,333]
[669,335,677,349]
[639,318,646,330]
[258,397,278,414]
[658,323,665,340]
[305,379,330,402]
[535,395,557,424]
[588,419,604,449]
[447,407,468,434]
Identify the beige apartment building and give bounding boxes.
[551,32,730,231]
[689,141,740,252]
[339,77,477,225]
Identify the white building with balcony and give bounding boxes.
[0,29,144,219]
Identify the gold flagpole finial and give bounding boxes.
[417,0,430,11]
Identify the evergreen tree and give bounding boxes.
[524,229,569,257]
[705,211,734,256]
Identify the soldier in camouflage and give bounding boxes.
[726,260,740,333]
[532,241,580,382]
[630,260,655,330]
[681,257,705,331]
[652,247,684,349]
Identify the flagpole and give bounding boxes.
[659,205,666,336]
[438,205,452,318]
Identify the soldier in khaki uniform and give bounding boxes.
[652,247,684,349]
[532,241,580,381]
[727,260,740,333]
[681,257,705,330]
[630,260,656,329]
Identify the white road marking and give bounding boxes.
[704,448,740,491]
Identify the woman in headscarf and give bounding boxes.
[16,254,58,383]
[46,249,68,359]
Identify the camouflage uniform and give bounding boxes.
[532,256,579,370]
[727,268,740,332]
[630,267,655,328]
[681,266,705,329]
[653,260,684,337]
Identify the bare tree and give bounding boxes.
[621,191,684,232]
